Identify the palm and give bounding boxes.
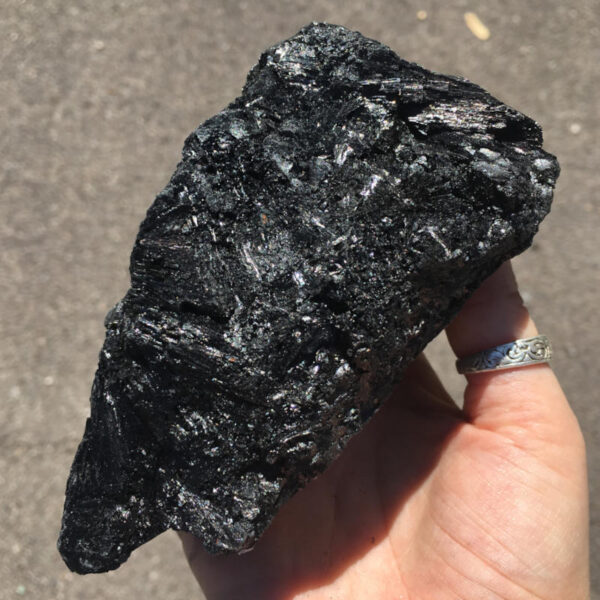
[182,355,586,600]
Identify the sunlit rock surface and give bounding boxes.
[58,22,559,573]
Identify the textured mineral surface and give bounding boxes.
[58,22,559,573]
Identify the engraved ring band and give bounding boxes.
[456,335,553,375]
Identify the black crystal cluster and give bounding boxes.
[59,23,559,573]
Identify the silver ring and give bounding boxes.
[456,335,552,374]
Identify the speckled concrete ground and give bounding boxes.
[1,1,598,598]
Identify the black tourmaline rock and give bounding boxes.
[59,23,559,573]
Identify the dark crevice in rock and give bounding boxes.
[178,301,230,325]
[310,284,350,315]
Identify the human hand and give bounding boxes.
[180,262,589,599]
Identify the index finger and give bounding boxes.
[445,262,581,444]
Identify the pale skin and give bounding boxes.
[180,262,590,600]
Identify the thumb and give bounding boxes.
[445,262,583,453]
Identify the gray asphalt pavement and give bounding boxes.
[1,1,598,598]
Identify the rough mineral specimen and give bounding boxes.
[58,22,559,573]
